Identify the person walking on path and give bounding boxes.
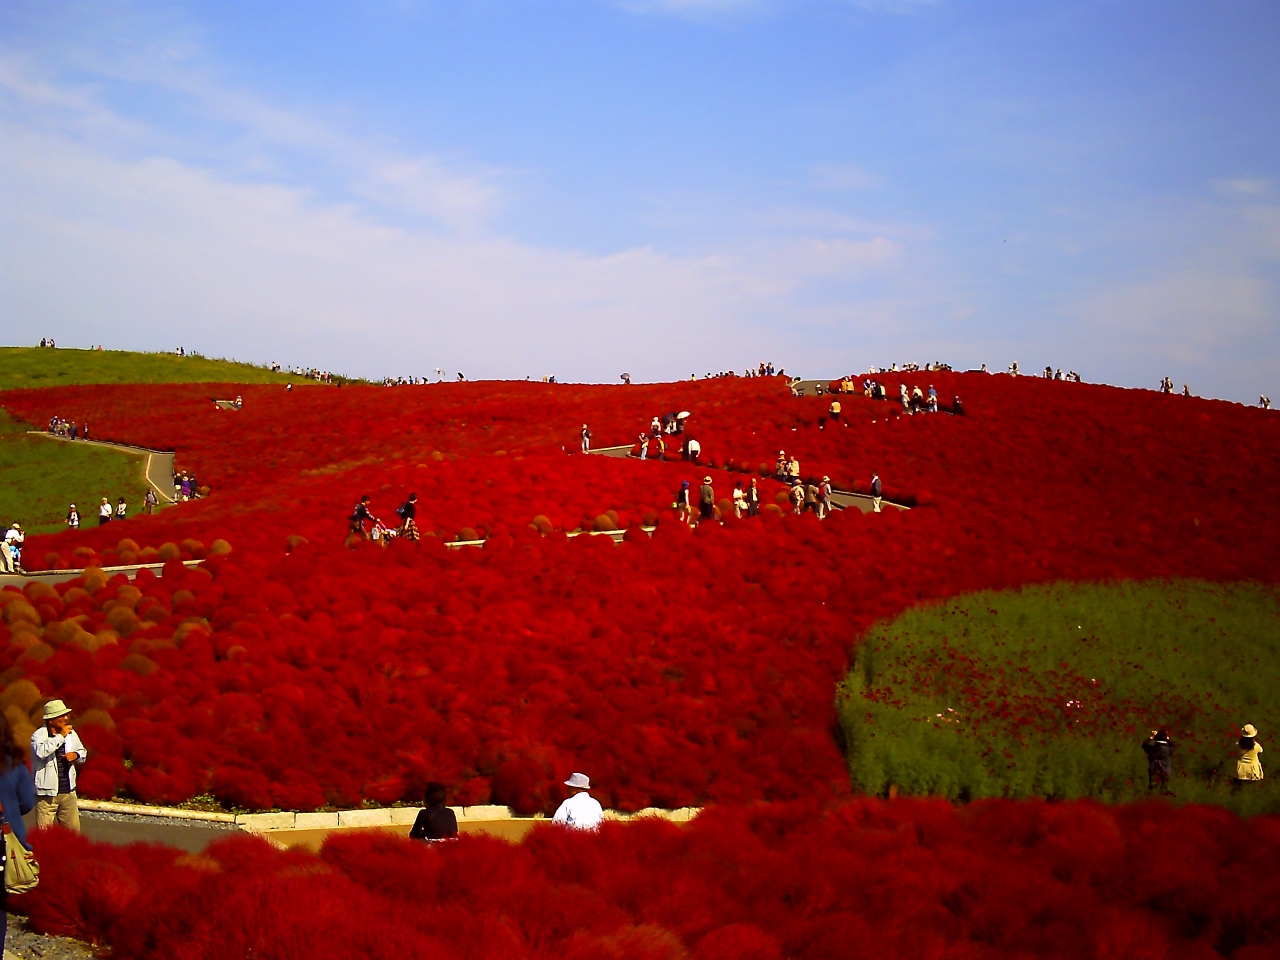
[698,476,715,523]
[790,479,804,515]
[66,504,79,530]
[32,699,86,831]
[348,495,376,540]
[733,482,747,519]
[787,456,801,484]
[98,498,112,526]
[686,437,701,465]
[774,451,787,481]
[580,424,591,454]
[144,487,159,515]
[818,476,833,519]
[676,480,692,526]
[552,773,603,831]
[828,398,842,424]
[1236,724,1264,783]
[115,497,127,521]
[746,478,760,517]
[409,782,458,841]
[804,478,820,515]
[870,474,882,513]
[396,493,420,541]
[1142,729,1174,792]
[638,432,649,461]
[0,712,35,957]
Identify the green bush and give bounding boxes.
[838,580,1279,815]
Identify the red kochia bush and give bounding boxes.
[2,373,1279,812]
[15,798,1280,959]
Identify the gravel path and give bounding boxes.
[4,914,95,960]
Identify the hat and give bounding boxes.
[703,476,711,483]
[1243,724,1259,738]
[42,699,71,721]
[9,523,19,530]
[564,772,591,789]
[821,476,829,483]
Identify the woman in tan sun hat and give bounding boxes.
[1236,725,1264,782]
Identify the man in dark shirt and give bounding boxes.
[410,782,458,841]
[349,495,374,539]
[698,477,715,522]
[1142,729,1174,792]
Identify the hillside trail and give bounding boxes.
[27,432,177,505]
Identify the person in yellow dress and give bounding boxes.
[1236,724,1264,782]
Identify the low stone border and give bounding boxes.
[76,798,700,833]
[0,558,203,588]
[79,799,235,823]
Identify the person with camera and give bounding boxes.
[31,700,86,831]
[1141,729,1173,792]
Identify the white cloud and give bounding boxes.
[809,163,881,192]
[0,108,912,381]
[1213,178,1274,196]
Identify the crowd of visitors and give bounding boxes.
[36,339,57,348]
[47,416,89,440]
[271,362,337,383]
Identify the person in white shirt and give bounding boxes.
[551,772,603,831]
[98,498,112,526]
[31,699,87,831]
[0,523,21,572]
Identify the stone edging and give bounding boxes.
[77,799,701,832]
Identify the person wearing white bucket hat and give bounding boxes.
[551,773,603,831]
[1236,724,1264,783]
[31,699,86,830]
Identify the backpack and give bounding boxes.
[395,503,408,519]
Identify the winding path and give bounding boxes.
[28,432,177,504]
[587,444,907,514]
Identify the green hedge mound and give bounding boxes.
[838,580,1279,815]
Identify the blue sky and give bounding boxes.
[1,1,1278,397]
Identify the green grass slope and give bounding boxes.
[0,346,327,388]
[838,580,1279,815]
[0,410,154,537]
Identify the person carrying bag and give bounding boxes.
[0,712,38,956]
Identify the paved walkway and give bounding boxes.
[0,559,203,590]
[588,445,906,513]
[28,432,177,504]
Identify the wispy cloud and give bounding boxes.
[617,0,768,20]
[809,163,881,192]
[0,12,916,380]
[1213,178,1274,197]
